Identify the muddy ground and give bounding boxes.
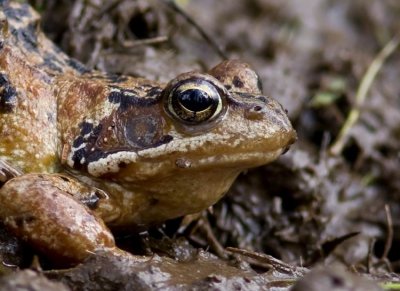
[1,0,400,290]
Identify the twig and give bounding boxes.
[121,36,169,48]
[198,217,227,258]
[96,0,122,18]
[226,247,308,277]
[329,35,400,155]
[381,204,393,260]
[161,0,228,60]
[367,238,376,273]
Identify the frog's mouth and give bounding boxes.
[86,129,296,180]
[175,148,286,172]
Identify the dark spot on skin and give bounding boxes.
[244,277,252,283]
[108,86,158,110]
[146,87,162,97]
[233,76,244,88]
[79,121,94,136]
[60,176,70,182]
[35,70,52,85]
[270,116,281,127]
[149,198,159,206]
[108,90,127,104]
[0,73,17,113]
[225,85,232,90]
[41,54,63,73]
[25,216,36,223]
[124,88,138,95]
[12,23,39,52]
[14,215,36,228]
[0,41,3,50]
[71,123,107,170]
[86,151,108,164]
[3,5,31,20]
[330,275,345,287]
[67,58,90,74]
[47,112,55,122]
[257,96,268,104]
[80,192,101,210]
[0,74,9,86]
[72,136,84,148]
[106,73,128,83]
[95,190,107,199]
[207,275,223,284]
[118,162,127,169]
[71,148,86,167]
[92,124,103,136]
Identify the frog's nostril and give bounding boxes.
[253,105,262,112]
[245,105,265,120]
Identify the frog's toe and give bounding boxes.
[0,174,115,266]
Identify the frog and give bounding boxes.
[0,1,296,265]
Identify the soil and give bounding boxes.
[1,0,400,290]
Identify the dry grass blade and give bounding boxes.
[329,35,400,155]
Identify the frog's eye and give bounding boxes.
[166,79,224,124]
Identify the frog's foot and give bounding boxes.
[0,173,116,265]
[0,159,23,185]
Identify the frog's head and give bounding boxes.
[156,60,296,170]
[64,60,296,220]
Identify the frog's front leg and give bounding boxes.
[0,173,116,265]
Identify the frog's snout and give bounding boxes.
[238,93,297,152]
[243,94,294,129]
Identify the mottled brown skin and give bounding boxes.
[0,2,296,264]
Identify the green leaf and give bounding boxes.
[309,91,341,108]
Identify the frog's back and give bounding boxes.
[0,1,83,173]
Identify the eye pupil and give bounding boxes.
[164,78,225,125]
[179,89,213,112]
